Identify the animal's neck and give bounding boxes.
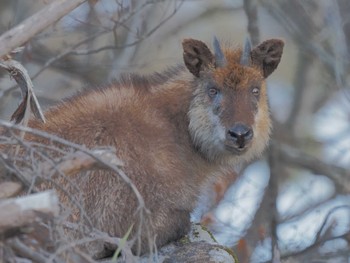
[152,77,193,127]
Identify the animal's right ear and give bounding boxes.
[182,39,215,77]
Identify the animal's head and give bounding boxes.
[183,37,284,163]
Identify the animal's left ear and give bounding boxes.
[251,39,284,78]
[182,39,215,77]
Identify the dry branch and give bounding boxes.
[276,142,350,192]
[0,0,87,58]
[41,148,124,178]
[0,120,147,214]
[6,237,64,263]
[280,218,350,261]
[0,182,22,199]
[0,190,59,234]
[243,0,260,46]
[267,143,280,261]
[0,58,45,124]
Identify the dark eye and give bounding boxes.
[208,87,219,98]
[252,87,260,96]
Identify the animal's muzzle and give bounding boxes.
[227,123,253,149]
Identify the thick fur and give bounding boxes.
[2,38,283,256]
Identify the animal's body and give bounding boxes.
[3,37,284,256]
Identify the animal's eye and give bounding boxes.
[208,87,219,98]
[252,87,260,96]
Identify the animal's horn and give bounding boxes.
[213,36,226,67]
[240,37,252,66]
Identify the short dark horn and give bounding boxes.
[213,36,226,67]
[240,37,252,66]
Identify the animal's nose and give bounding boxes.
[227,124,253,148]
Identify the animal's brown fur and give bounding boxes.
[1,38,284,257]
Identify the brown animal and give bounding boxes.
[3,37,284,256]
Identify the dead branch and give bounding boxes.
[6,237,65,263]
[0,181,22,199]
[260,230,350,263]
[275,142,350,193]
[0,190,59,234]
[1,147,123,194]
[0,120,146,213]
[337,0,350,51]
[74,0,184,56]
[7,237,51,263]
[243,0,260,46]
[61,222,133,262]
[27,0,182,85]
[267,143,280,261]
[281,226,350,261]
[314,205,350,242]
[279,192,336,223]
[0,58,45,124]
[285,51,313,131]
[30,30,109,81]
[40,148,124,178]
[235,6,264,262]
[0,0,87,58]
[0,120,149,253]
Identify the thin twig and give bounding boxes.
[0,190,59,234]
[72,0,183,56]
[7,237,65,263]
[275,142,350,193]
[0,120,149,216]
[314,205,350,242]
[0,0,87,58]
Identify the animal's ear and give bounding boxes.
[251,39,284,78]
[182,39,215,77]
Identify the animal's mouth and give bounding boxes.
[224,141,250,155]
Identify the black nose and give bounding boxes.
[227,124,253,148]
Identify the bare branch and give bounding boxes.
[0,0,87,58]
[0,182,22,199]
[41,148,124,178]
[0,190,59,234]
[268,143,280,261]
[285,51,313,131]
[0,120,149,217]
[314,205,350,242]
[0,58,45,124]
[6,237,61,263]
[243,0,260,46]
[275,142,350,193]
[281,225,350,261]
[70,0,183,56]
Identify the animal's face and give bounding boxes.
[183,38,284,162]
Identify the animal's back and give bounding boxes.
[27,73,208,255]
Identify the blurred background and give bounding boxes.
[0,0,349,262]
